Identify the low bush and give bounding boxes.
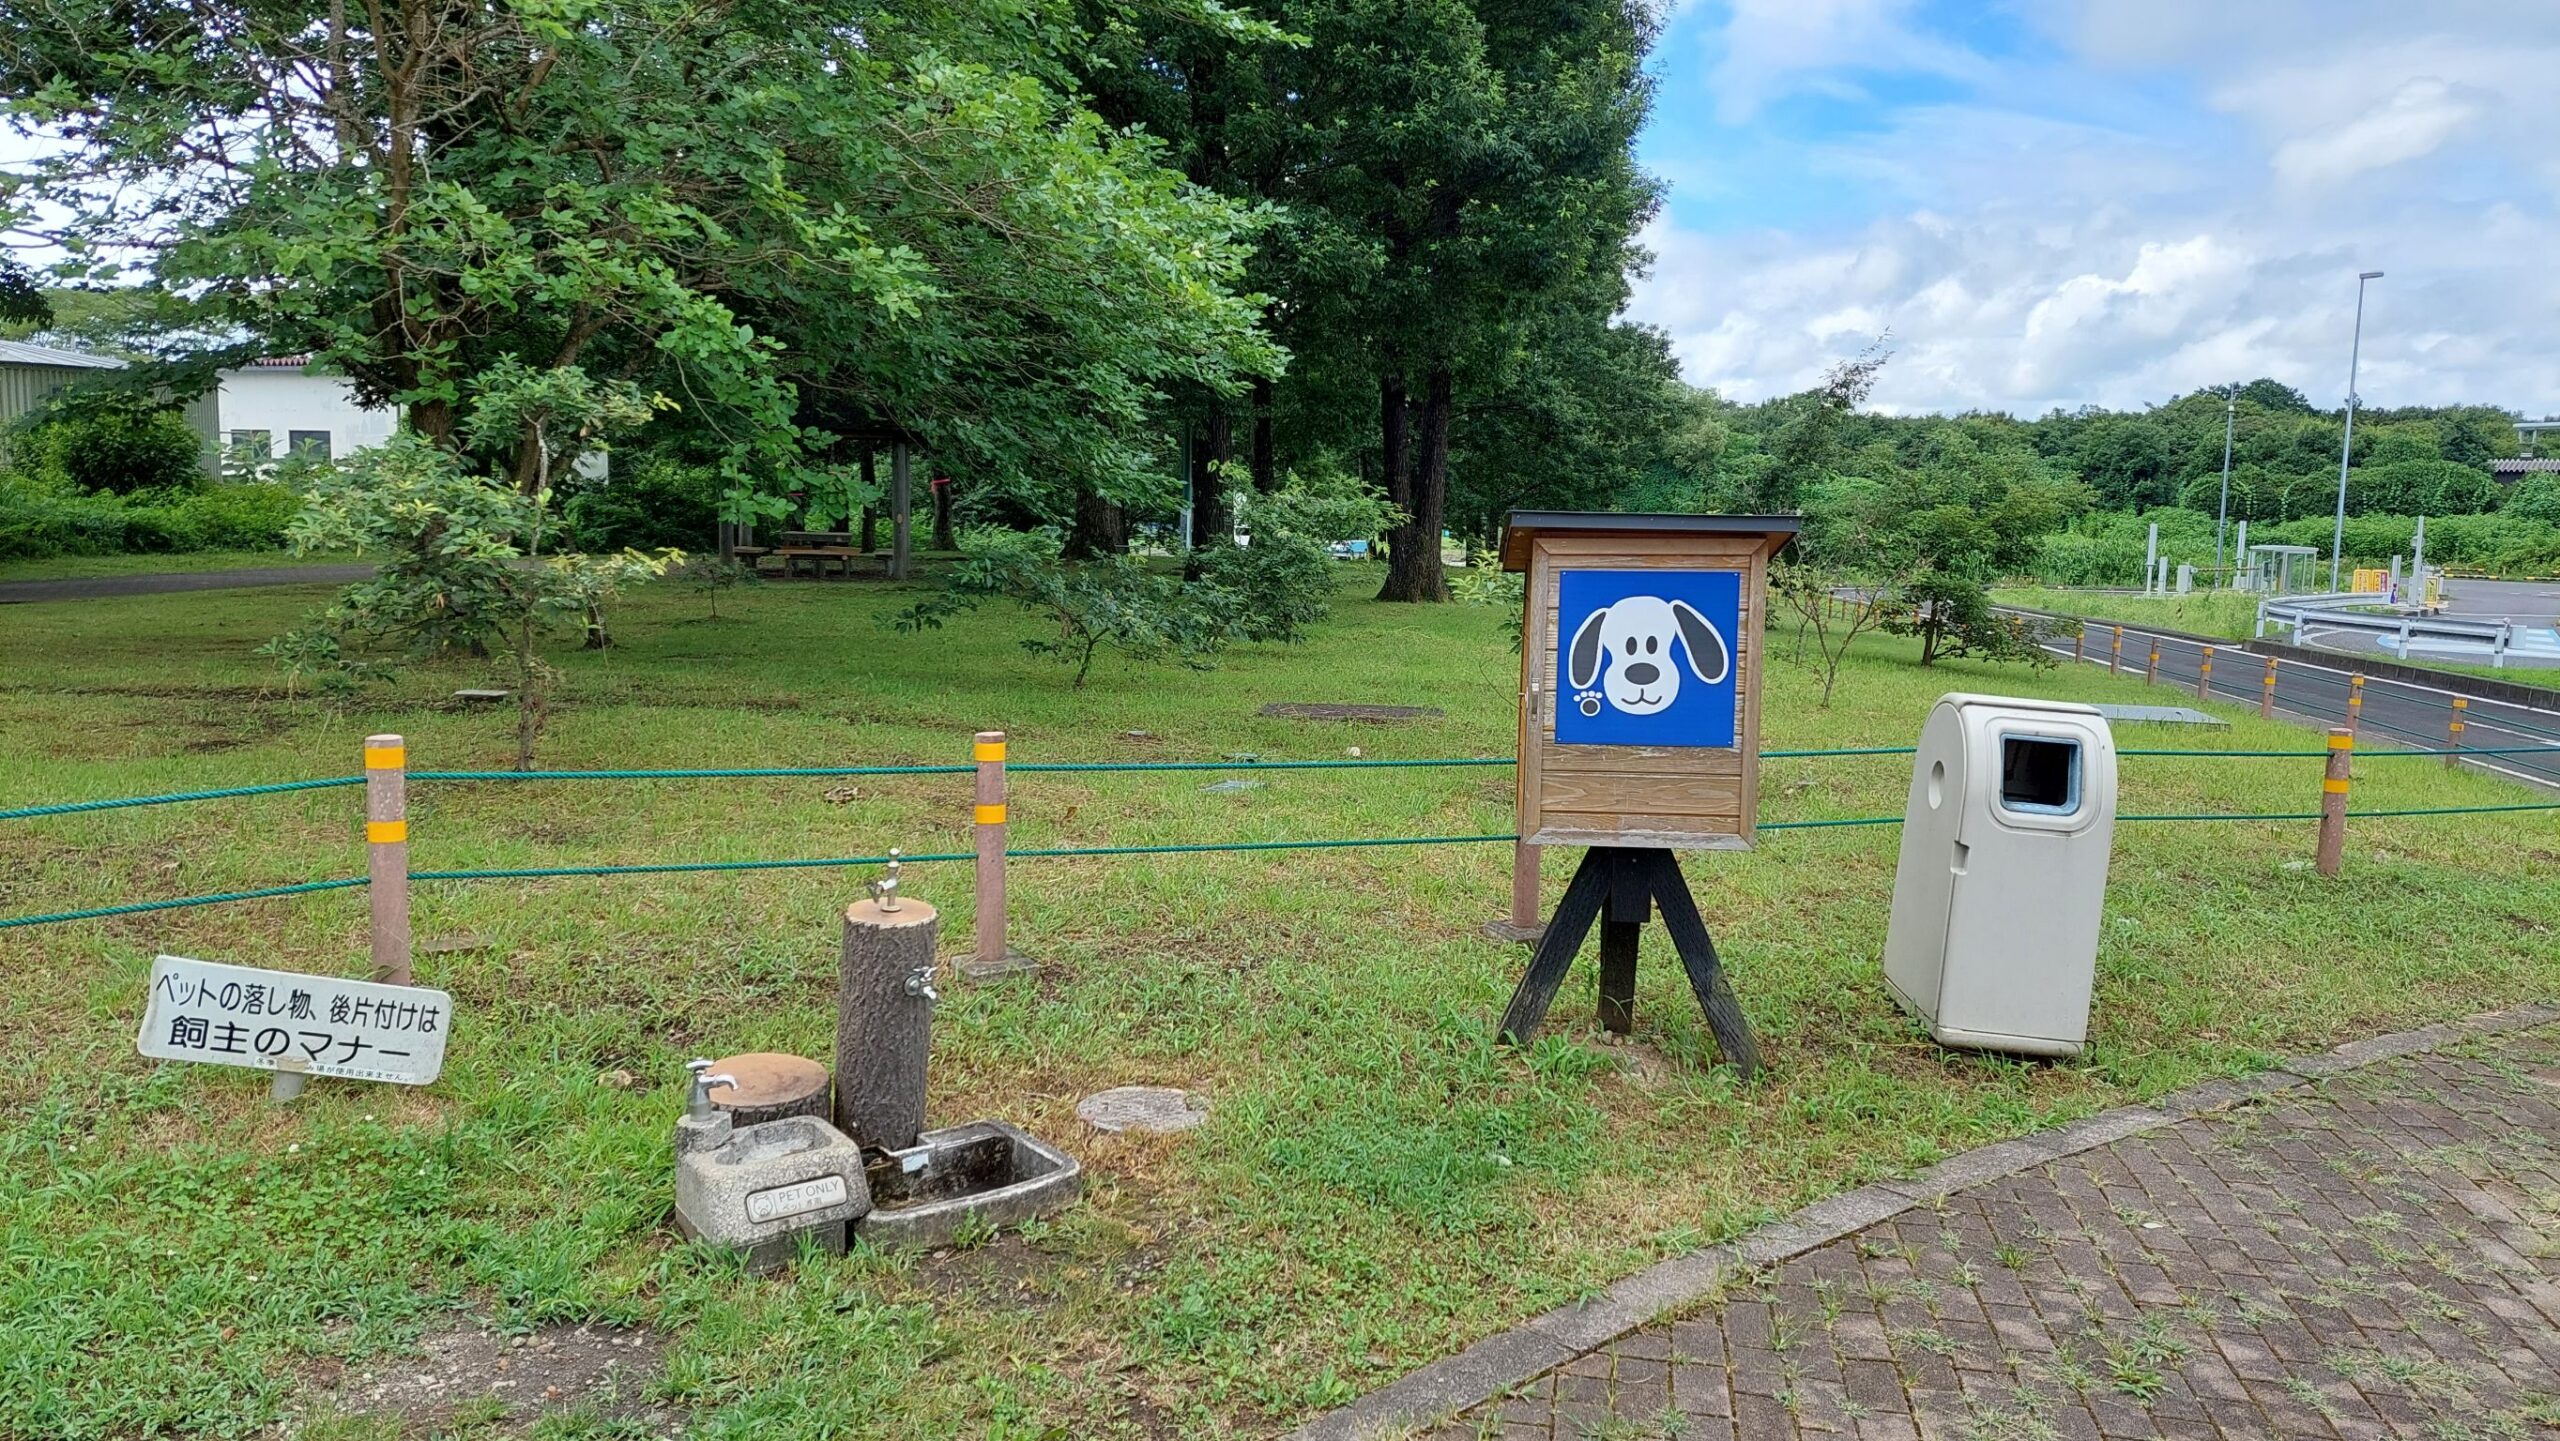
[22,406,206,495]
[0,472,300,559]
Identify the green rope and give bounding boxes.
[0,776,364,822]
[411,765,972,781]
[1008,758,1512,773]
[413,852,973,881]
[1003,834,1517,858]
[0,877,368,930]
[1760,816,1903,830]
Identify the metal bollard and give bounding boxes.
[2196,645,2214,702]
[2347,675,2365,739]
[365,733,411,986]
[2316,728,2352,877]
[972,731,1007,969]
[2446,697,2466,769]
[2110,626,2123,676]
[2260,656,2278,719]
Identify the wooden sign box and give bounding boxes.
[1502,512,1800,851]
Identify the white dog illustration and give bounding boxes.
[1566,595,1730,717]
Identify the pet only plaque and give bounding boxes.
[1496,512,1799,1075]
[137,954,451,1086]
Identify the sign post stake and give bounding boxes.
[365,733,411,986]
[2446,697,2467,769]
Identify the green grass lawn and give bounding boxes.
[1994,585,2264,640]
[0,548,369,583]
[4,568,2557,1440]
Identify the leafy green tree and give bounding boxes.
[3,0,1276,520]
[897,528,1235,688]
[2236,378,2314,412]
[2071,416,2175,510]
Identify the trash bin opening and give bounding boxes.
[1997,734,2081,816]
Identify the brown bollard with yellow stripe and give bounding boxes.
[2073,625,2085,664]
[2260,656,2278,719]
[2110,626,2124,676]
[2446,697,2467,770]
[972,730,1008,971]
[365,733,412,985]
[2316,727,2352,877]
[2347,675,2366,739]
[2145,641,2161,686]
[2196,645,2214,702]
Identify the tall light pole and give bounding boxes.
[2214,391,2236,581]
[2330,270,2382,593]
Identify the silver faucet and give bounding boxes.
[685,1058,739,1121]
[904,964,939,1004]
[867,848,903,912]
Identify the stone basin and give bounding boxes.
[853,1119,1081,1250]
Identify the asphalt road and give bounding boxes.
[2293,576,2560,664]
[0,564,377,605]
[2034,617,2560,793]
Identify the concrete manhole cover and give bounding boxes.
[1258,702,1445,722]
[1076,1086,1209,1134]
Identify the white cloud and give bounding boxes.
[1704,0,1988,124]
[1635,4,2560,413]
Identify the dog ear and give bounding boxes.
[1567,605,1611,689]
[1670,600,1730,685]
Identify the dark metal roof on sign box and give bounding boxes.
[1498,511,1802,572]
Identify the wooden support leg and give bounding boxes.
[1642,850,1762,1078]
[1496,848,1610,1044]
[1596,919,1640,1035]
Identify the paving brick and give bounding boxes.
[1290,1026,2560,1441]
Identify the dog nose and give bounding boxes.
[1622,661,1660,686]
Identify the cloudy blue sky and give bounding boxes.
[1626,0,2560,417]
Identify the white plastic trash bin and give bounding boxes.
[1882,694,2117,1057]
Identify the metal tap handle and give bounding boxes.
[685,1058,738,1119]
[866,847,904,912]
[904,964,939,1004]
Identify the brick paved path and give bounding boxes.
[1425,1027,2560,1441]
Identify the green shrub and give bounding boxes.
[560,453,719,551]
[0,473,297,559]
[27,406,205,495]
[2503,473,2560,526]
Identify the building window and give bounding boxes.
[229,429,272,461]
[288,430,331,460]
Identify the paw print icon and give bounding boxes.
[1574,689,1604,717]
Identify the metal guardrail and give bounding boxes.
[2257,592,2516,667]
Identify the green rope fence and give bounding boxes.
[14,744,2560,824]
[13,799,2560,931]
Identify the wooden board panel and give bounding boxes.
[1513,523,1787,852]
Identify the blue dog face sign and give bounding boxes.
[1555,569,1740,748]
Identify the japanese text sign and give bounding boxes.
[137,955,450,1086]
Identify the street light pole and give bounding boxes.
[2330,270,2382,593]
[2214,392,2236,582]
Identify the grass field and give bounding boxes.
[4,567,2557,1440]
[1993,586,2263,640]
[0,549,372,584]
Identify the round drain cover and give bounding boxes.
[1076,1085,1209,1134]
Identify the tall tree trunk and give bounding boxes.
[1377,367,1450,602]
[1375,367,1411,578]
[1066,489,1128,558]
[1189,413,1230,552]
[1250,377,1277,494]
[931,477,955,550]
[858,451,878,551]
